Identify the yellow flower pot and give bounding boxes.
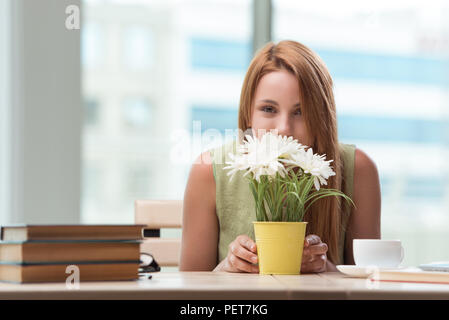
[253,221,307,275]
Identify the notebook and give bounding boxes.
[418,262,449,272]
[374,267,449,284]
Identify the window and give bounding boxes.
[273,0,449,266]
[122,97,153,129]
[190,106,238,134]
[81,0,252,224]
[191,38,251,71]
[81,22,104,69]
[81,164,104,223]
[122,26,153,71]
[84,97,100,126]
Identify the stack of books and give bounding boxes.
[0,224,145,283]
[374,266,449,284]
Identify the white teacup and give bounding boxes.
[353,239,404,268]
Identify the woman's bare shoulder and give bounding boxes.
[354,148,379,178]
[352,147,381,215]
[346,148,381,243]
[184,151,216,207]
[189,151,214,183]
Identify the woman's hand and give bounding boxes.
[301,234,328,273]
[214,235,259,273]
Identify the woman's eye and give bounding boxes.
[294,108,302,116]
[262,106,276,113]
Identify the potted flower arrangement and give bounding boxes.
[224,132,354,274]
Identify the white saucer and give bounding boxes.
[336,265,406,278]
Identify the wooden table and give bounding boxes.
[0,271,449,300]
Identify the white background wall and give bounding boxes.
[0,0,11,225]
[1,0,82,224]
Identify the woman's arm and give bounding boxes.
[344,148,382,265]
[179,151,219,271]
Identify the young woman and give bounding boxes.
[179,40,381,273]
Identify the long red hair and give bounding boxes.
[238,40,345,264]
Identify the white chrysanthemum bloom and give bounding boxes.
[224,132,305,182]
[223,152,250,182]
[283,147,336,190]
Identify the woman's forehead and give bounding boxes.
[254,71,301,104]
[255,71,299,94]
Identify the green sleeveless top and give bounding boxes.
[210,139,356,266]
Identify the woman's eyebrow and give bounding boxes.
[258,99,301,107]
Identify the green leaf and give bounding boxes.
[299,176,315,203]
[304,190,354,213]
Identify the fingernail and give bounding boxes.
[252,256,258,263]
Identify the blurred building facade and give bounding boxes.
[81,0,449,267]
[81,0,251,225]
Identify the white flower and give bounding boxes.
[283,147,336,190]
[223,152,250,182]
[223,132,335,189]
[224,132,305,182]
